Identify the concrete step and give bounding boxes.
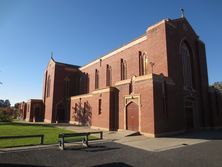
[119,130,140,137]
[103,130,140,140]
[54,123,72,126]
[125,131,141,137]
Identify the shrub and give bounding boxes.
[12,108,22,119]
[0,109,13,122]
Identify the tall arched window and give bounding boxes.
[139,51,148,76]
[95,69,99,89]
[180,42,193,89]
[121,59,127,80]
[46,76,51,97]
[64,77,70,98]
[85,73,89,93]
[80,73,89,94]
[106,64,112,86]
[79,76,83,93]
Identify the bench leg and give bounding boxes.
[40,136,44,145]
[100,132,103,140]
[82,136,88,147]
[59,138,65,150]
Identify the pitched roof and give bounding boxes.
[55,61,80,69]
[171,17,199,38]
[47,57,80,69]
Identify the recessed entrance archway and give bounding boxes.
[56,103,66,123]
[185,97,195,129]
[126,102,139,131]
[34,106,41,122]
[124,95,141,131]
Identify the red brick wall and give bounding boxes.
[196,41,210,126]
[116,83,130,130]
[134,78,155,134]
[40,18,214,137]
[73,21,169,135]
[80,37,150,92]
[69,18,211,135]
[208,88,222,127]
[25,100,43,122]
[52,64,81,122]
[25,101,32,122]
[161,18,210,132]
[43,59,81,123]
[146,21,168,76]
[152,75,186,135]
[44,59,56,123]
[70,88,117,130]
[80,22,168,93]
[19,102,27,120]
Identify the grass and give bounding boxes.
[0,122,95,148]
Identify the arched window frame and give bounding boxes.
[121,59,127,80]
[79,76,83,93]
[64,77,70,98]
[106,64,112,86]
[180,41,193,89]
[95,69,99,89]
[85,73,89,93]
[46,75,51,97]
[139,51,148,76]
[80,73,89,94]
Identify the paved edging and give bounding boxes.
[0,139,109,154]
[0,144,58,153]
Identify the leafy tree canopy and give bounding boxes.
[0,99,11,107]
[211,81,222,94]
[14,103,20,108]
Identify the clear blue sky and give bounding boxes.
[0,0,221,105]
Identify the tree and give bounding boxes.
[212,81,222,94]
[0,99,11,107]
[0,100,4,107]
[213,82,222,89]
[0,108,13,122]
[14,103,20,109]
[4,99,11,107]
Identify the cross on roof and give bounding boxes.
[180,8,185,18]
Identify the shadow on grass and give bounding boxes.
[0,164,52,167]
[55,123,83,127]
[0,122,55,128]
[91,162,133,167]
[0,143,44,149]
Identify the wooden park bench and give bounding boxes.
[0,134,44,145]
[58,131,103,150]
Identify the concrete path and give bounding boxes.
[116,135,207,152]
[1,123,221,167]
[1,140,222,167]
[1,123,221,153]
[56,125,222,152]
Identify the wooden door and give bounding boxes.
[126,102,139,131]
[57,103,65,123]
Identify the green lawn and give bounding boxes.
[0,122,91,148]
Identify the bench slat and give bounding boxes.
[58,131,103,150]
[0,135,44,139]
[0,134,44,145]
[59,133,88,138]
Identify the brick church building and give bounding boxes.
[20,16,222,137]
